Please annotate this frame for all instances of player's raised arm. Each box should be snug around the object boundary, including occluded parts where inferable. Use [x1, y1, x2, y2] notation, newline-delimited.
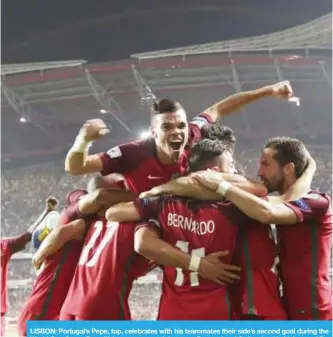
[134, 224, 240, 285]
[203, 81, 299, 122]
[65, 119, 109, 175]
[32, 219, 87, 272]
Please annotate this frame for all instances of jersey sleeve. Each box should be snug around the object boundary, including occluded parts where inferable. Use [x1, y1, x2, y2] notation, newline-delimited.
[135, 219, 161, 233]
[4, 232, 32, 254]
[133, 197, 161, 220]
[58, 201, 87, 226]
[188, 113, 213, 146]
[97, 141, 147, 176]
[283, 192, 331, 223]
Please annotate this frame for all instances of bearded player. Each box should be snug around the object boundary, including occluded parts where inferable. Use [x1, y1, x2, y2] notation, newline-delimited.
[139, 141, 315, 320]
[105, 139, 283, 320]
[1, 197, 57, 336]
[193, 137, 332, 320]
[65, 81, 297, 194]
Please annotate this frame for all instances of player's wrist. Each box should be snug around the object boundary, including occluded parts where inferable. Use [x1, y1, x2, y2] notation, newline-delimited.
[72, 133, 92, 153]
[188, 256, 201, 272]
[216, 181, 232, 196]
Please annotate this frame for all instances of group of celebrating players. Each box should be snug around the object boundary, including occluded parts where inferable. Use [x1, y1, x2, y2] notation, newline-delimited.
[1, 80, 332, 336]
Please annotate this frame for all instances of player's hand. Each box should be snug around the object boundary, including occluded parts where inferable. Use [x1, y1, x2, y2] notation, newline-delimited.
[80, 118, 110, 142]
[191, 169, 222, 192]
[46, 196, 58, 210]
[199, 251, 240, 285]
[139, 187, 162, 198]
[270, 81, 300, 106]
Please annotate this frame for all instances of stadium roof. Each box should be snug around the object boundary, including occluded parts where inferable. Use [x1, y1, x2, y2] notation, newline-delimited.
[131, 13, 332, 60]
[1, 60, 87, 77]
[1, 13, 332, 160]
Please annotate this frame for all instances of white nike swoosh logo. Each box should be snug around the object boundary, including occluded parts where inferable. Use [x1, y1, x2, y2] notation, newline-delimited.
[148, 175, 163, 180]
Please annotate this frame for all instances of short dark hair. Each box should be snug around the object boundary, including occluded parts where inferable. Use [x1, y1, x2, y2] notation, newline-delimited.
[201, 123, 236, 151]
[188, 139, 230, 173]
[264, 137, 308, 178]
[151, 99, 183, 115]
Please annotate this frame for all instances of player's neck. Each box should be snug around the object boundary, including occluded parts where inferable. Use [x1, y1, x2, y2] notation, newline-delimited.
[278, 176, 297, 195]
[156, 148, 178, 165]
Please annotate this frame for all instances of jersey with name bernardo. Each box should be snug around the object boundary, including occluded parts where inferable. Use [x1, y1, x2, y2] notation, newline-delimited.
[135, 196, 245, 320]
[97, 113, 213, 193]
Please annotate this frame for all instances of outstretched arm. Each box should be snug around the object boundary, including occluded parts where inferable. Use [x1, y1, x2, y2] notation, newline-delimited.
[203, 81, 299, 121]
[192, 170, 297, 225]
[140, 174, 267, 200]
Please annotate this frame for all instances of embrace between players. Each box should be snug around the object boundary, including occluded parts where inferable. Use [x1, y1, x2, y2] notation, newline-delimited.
[13, 81, 332, 334]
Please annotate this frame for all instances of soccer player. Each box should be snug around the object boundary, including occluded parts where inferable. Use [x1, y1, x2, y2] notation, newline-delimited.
[58, 214, 237, 320]
[65, 81, 297, 193]
[192, 137, 332, 320]
[105, 139, 273, 320]
[17, 177, 133, 335]
[1, 197, 58, 336]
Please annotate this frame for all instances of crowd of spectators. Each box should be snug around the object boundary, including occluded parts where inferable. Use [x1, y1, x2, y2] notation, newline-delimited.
[2, 145, 332, 321]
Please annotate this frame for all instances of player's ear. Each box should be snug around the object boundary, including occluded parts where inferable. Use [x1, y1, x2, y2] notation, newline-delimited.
[149, 126, 156, 138]
[284, 162, 295, 176]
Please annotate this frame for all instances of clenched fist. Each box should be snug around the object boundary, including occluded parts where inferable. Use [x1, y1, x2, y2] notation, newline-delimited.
[270, 81, 300, 106]
[80, 119, 110, 142]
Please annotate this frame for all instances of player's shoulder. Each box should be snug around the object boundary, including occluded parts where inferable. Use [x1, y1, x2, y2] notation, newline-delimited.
[293, 191, 331, 215]
[300, 191, 331, 206]
[106, 139, 154, 160]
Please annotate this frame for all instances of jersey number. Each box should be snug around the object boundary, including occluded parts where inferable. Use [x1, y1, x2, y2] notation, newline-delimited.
[174, 240, 205, 287]
[78, 221, 118, 267]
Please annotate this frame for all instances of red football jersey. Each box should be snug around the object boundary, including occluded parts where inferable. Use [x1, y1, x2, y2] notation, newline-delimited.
[17, 191, 86, 335]
[98, 113, 213, 193]
[279, 191, 332, 320]
[61, 218, 151, 320]
[1, 233, 30, 314]
[135, 196, 243, 320]
[232, 223, 286, 319]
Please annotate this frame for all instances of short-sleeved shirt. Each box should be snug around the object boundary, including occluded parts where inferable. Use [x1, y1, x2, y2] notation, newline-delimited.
[97, 113, 213, 193]
[134, 196, 243, 320]
[61, 219, 151, 320]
